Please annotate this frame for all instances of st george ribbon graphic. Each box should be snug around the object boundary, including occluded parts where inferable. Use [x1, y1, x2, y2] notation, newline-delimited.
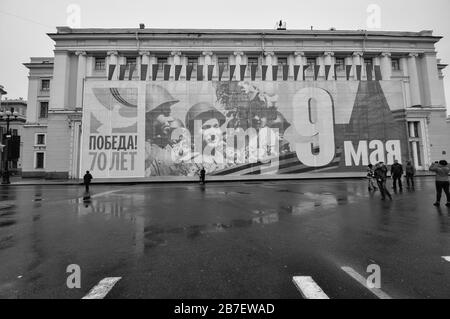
[80, 79, 407, 179]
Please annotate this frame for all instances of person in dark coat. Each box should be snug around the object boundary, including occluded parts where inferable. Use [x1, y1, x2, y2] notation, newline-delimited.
[374, 162, 392, 200]
[83, 171, 93, 193]
[199, 167, 206, 185]
[405, 161, 416, 189]
[390, 160, 404, 191]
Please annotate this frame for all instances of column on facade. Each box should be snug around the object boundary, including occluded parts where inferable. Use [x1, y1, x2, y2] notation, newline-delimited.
[106, 51, 119, 80]
[408, 53, 421, 107]
[294, 51, 305, 81]
[50, 51, 70, 110]
[86, 56, 94, 77]
[420, 53, 441, 107]
[352, 52, 363, 80]
[409, 122, 421, 169]
[264, 51, 275, 81]
[324, 51, 335, 80]
[233, 51, 245, 81]
[203, 51, 213, 80]
[75, 51, 87, 109]
[286, 54, 294, 79]
[380, 52, 392, 80]
[171, 51, 182, 80]
[139, 51, 150, 81]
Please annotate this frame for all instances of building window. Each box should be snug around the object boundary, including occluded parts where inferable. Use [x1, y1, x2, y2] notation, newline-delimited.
[12, 129, 18, 136]
[218, 57, 229, 69]
[277, 57, 288, 65]
[187, 57, 198, 72]
[126, 57, 136, 70]
[247, 57, 258, 66]
[35, 152, 45, 169]
[94, 58, 106, 71]
[306, 58, 316, 69]
[36, 134, 46, 145]
[41, 79, 50, 91]
[335, 58, 345, 71]
[409, 121, 421, 138]
[364, 58, 373, 67]
[39, 102, 49, 119]
[157, 57, 167, 70]
[187, 57, 198, 66]
[392, 58, 401, 71]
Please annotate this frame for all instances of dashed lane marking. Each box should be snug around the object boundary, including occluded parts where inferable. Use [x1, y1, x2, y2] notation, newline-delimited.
[292, 276, 329, 299]
[82, 277, 122, 299]
[341, 266, 392, 299]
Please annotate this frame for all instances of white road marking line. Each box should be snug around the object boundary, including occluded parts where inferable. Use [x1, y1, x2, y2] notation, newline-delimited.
[82, 277, 122, 299]
[442, 256, 450, 262]
[341, 266, 392, 299]
[292, 276, 329, 299]
[78, 189, 123, 201]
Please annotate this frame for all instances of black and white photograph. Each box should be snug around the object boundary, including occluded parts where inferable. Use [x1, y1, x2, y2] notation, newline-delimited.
[1, 0, 450, 307]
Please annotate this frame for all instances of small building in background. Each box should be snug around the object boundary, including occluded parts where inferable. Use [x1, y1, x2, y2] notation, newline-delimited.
[0, 98, 27, 176]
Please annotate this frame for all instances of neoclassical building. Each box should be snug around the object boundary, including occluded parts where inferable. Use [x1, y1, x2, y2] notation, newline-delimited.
[23, 27, 450, 180]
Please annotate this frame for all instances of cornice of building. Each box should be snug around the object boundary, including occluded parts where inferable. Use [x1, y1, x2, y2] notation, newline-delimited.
[1, 99, 27, 106]
[47, 28, 442, 47]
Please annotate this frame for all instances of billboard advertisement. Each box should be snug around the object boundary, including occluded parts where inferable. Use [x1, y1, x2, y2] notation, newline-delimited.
[81, 80, 408, 179]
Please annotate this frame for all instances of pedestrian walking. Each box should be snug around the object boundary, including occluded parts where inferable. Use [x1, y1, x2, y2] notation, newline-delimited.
[367, 164, 377, 191]
[390, 160, 404, 191]
[83, 170, 93, 193]
[429, 160, 450, 207]
[374, 162, 392, 200]
[199, 167, 206, 185]
[405, 161, 416, 189]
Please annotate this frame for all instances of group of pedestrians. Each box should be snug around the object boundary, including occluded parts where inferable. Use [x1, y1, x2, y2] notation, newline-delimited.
[366, 160, 450, 206]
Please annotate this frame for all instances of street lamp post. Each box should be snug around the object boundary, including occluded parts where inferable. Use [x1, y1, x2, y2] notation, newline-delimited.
[0, 110, 19, 184]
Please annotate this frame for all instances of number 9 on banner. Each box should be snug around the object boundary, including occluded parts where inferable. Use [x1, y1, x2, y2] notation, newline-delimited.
[292, 87, 335, 167]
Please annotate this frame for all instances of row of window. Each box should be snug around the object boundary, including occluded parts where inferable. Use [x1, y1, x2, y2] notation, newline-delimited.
[92, 56, 402, 72]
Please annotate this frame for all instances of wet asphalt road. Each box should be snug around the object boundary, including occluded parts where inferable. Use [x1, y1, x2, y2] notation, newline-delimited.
[0, 177, 449, 299]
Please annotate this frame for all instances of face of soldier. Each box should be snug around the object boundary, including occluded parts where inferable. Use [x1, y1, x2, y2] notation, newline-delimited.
[155, 114, 174, 137]
[252, 115, 268, 130]
[200, 118, 221, 148]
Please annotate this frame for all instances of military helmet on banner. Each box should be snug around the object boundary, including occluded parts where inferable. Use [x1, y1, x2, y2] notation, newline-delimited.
[185, 102, 226, 133]
[145, 84, 179, 115]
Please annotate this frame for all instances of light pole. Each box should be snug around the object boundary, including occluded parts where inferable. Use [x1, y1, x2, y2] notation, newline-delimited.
[0, 110, 19, 184]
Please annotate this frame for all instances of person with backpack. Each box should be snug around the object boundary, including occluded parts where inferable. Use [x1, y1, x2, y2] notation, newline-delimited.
[367, 164, 377, 191]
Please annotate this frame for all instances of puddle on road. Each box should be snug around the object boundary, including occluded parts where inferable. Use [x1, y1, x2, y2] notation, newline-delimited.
[0, 220, 16, 228]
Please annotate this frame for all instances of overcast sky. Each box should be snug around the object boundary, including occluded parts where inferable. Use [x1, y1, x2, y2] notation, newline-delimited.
[1, 0, 449, 114]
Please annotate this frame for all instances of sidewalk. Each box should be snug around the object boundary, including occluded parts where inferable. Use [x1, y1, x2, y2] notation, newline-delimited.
[3, 171, 437, 186]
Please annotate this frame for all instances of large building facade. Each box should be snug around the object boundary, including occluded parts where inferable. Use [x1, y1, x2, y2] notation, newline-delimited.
[23, 27, 450, 180]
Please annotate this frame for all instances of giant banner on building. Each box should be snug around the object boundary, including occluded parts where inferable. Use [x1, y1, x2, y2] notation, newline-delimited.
[81, 80, 408, 179]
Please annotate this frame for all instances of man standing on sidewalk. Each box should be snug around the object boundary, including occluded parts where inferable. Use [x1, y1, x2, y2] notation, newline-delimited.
[391, 160, 404, 192]
[83, 171, 93, 193]
[405, 161, 416, 190]
[429, 160, 450, 207]
[199, 167, 206, 185]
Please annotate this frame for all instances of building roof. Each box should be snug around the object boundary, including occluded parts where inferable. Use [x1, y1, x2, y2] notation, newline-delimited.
[1, 99, 27, 106]
[48, 27, 442, 42]
[23, 57, 54, 70]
